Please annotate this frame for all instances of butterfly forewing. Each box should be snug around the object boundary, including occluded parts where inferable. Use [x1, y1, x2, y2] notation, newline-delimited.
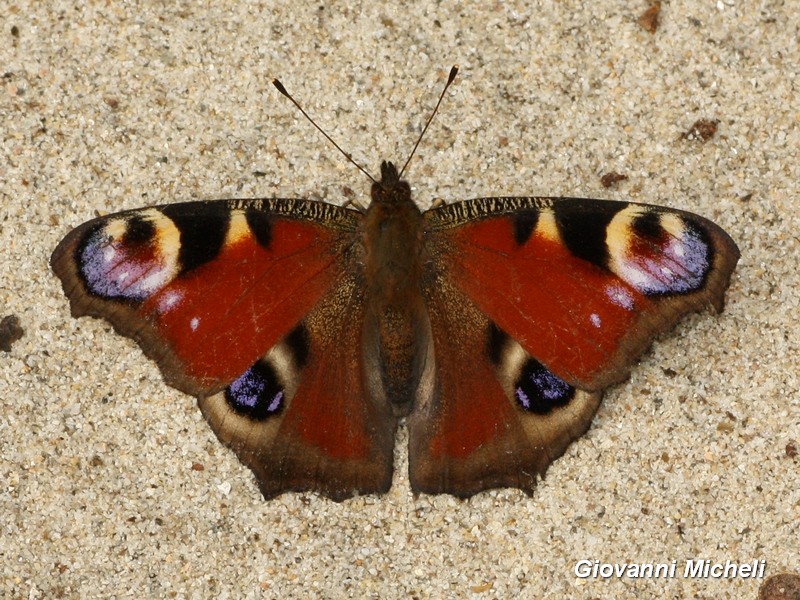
[424, 196, 739, 390]
[51, 199, 359, 394]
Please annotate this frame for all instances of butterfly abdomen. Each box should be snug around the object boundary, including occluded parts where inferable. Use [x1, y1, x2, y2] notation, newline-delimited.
[362, 165, 432, 413]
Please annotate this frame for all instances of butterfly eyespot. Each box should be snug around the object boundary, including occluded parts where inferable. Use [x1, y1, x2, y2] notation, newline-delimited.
[514, 358, 575, 414]
[608, 209, 711, 296]
[124, 214, 157, 243]
[78, 211, 181, 301]
[223, 323, 309, 420]
[225, 360, 285, 419]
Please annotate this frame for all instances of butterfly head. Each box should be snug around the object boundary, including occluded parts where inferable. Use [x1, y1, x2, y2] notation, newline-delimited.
[371, 161, 412, 207]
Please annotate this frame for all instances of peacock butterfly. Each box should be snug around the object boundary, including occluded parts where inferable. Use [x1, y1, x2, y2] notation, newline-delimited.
[50, 67, 740, 500]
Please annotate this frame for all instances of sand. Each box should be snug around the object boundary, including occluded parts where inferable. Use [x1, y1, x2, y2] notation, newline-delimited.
[1, 1, 798, 598]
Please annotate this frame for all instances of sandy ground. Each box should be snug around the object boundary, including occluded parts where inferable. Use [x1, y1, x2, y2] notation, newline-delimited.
[1, 1, 798, 598]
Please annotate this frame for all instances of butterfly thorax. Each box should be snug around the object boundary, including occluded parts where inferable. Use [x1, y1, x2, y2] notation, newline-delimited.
[362, 161, 430, 414]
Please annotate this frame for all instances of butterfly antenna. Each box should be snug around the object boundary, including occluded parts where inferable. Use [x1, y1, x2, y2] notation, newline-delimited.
[398, 65, 459, 179]
[272, 79, 376, 183]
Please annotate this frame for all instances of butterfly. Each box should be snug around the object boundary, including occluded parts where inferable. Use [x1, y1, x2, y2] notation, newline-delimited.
[51, 67, 740, 501]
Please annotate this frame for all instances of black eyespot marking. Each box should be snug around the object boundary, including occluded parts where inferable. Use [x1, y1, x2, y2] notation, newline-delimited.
[246, 209, 273, 249]
[161, 203, 229, 273]
[284, 324, 309, 369]
[631, 211, 663, 239]
[486, 322, 575, 413]
[512, 212, 539, 246]
[555, 200, 623, 268]
[123, 215, 157, 245]
[515, 359, 575, 414]
[225, 360, 284, 420]
[486, 321, 507, 365]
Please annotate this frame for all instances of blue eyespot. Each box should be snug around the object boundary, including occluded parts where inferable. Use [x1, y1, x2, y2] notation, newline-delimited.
[515, 359, 574, 414]
[225, 361, 284, 420]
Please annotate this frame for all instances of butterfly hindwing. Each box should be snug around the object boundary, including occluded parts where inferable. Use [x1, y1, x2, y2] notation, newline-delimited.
[408, 272, 602, 496]
[198, 274, 397, 500]
[408, 197, 739, 495]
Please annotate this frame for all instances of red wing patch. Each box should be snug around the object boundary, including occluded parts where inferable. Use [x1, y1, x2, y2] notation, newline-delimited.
[138, 218, 341, 388]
